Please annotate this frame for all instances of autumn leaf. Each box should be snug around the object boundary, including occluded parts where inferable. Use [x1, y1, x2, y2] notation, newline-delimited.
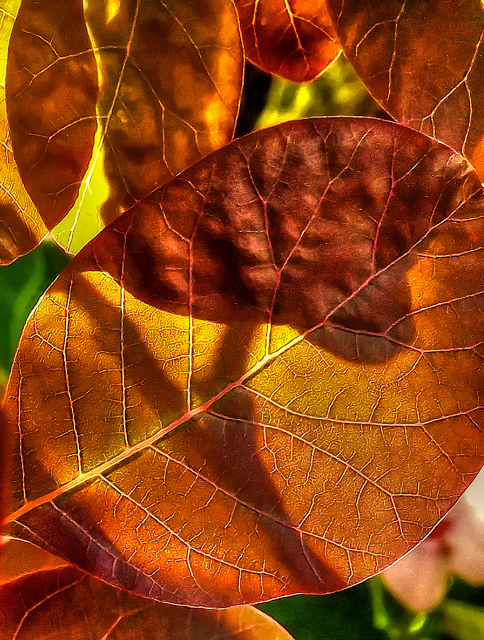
[3, 118, 484, 607]
[0, 403, 7, 538]
[0, 538, 65, 583]
[326, 0, 484, 180]
[0, 565, 294, 640]
[0, 0, 47, 264]
[6, 0, 99, 231]
[6, 0, 243, 254]
[234, 0, 340, 82]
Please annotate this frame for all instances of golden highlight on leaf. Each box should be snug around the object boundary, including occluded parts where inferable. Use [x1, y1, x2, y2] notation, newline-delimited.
[0, 566, 295, 640]
[327, 0, 484, 180]
[3, 118, 484, 607]
[6, 0, 243, 252]
[50, 121, 109, 254]
[234, 0, 341, 82]
[0, 1, 47, 264]
[90, 0, 243, 227]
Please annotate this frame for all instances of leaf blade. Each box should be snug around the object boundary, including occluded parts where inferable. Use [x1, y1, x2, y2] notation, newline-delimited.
[6, 0, 99, 229]
[4, 117, 484, 606]
[326, 0, 484, 180]
[0, 566, 295, 639]
[0, 1, 47, 264]
[234, 0, 340, 82]
[6, 0, 243, 252]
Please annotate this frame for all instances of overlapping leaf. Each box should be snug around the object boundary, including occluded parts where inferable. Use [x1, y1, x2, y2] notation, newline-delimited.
[0, 566, 294, 640]
[6, 0, 99, 231]
[234, 0, 340, 82]
[0, 1, 47, 264]
[0, 404, 6, 537]
[6, 0, 243, 253]
[326, 0, 484, 180]
[0, 539, 65, 582]
[3, 118, 484, 607]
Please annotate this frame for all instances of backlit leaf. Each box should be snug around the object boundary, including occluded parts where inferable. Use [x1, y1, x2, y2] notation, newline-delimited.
[0, 1, 47, 264]
[6, 0, 243, 254]
[234, 0, 340, 82]
[6, 0, 99, 230]
[0, 538, 65, 583]
[326, 0, 484, 180]
[0, 566, 294, 640]
[84, 0, 243, 228]
[3, 118, 484, 607]
[0, 403, 7, 536]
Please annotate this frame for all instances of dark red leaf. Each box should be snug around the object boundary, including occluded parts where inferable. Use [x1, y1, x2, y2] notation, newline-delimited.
[235, 0, 340, 82]
[326, 0, 484, 179]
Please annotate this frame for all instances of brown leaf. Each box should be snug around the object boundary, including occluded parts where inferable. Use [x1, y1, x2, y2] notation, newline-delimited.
[86, 0, 243, 227]
[6, 0, 99, 230]
[0, 402, 7, 538]
[3, 118, 484, 607]
[0, 538, 65, 585]
[0, 2, 47, 264]
[0, 565, 294, 639]
[234, 0, 340, 82]
[6, 0, 243, 252]
[326, 0, 484, 180]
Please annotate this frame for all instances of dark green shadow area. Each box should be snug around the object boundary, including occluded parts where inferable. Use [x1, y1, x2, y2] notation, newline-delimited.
[257, 581, 386, 640]
[0, 241, 70, 384]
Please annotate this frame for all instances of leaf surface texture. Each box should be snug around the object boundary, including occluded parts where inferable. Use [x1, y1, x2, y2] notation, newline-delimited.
[3, 117, 484, 606]
[0, 566, 294, 639]
[234, 0, 340, 82]
[326, 0, 484, 179]
[6, 0, 243, 252]
[0, 0, 47, 264]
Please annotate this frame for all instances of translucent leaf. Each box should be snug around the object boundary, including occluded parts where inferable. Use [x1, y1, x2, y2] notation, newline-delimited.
[3, 118, 484, 607]
[0, 538, 65, 584]
[0, 566, 295, 639]
[234, 0, 340, 82]
[0, 1, 47, 264]
[326, 0, 484, 180]
[6, 0, 243, 253]
[6, 0, 99, 230]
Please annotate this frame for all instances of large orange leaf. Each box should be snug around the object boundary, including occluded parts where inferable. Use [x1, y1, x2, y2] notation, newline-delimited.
[0, 566, 294, 639]
[326, 0, 484, 180]
[0, 1, 47, 264]
[234, 0, 340, 82]
[3, 118, 484, 607]
[6, 0, 243, 252]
